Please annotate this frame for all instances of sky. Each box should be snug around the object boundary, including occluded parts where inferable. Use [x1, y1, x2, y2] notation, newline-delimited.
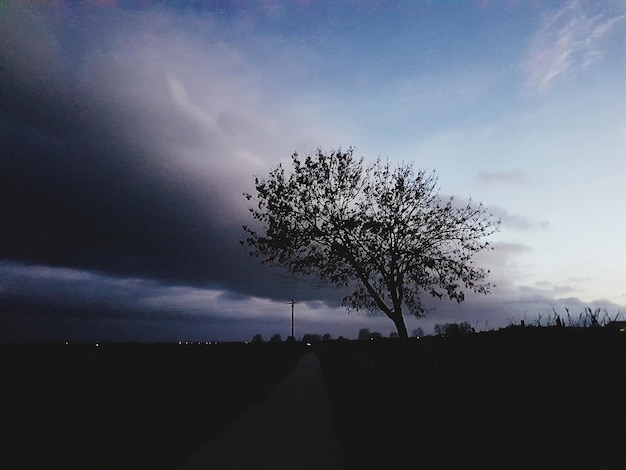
[1, 0, 625, 343]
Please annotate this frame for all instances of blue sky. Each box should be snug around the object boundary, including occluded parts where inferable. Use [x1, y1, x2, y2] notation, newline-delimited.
[1, 0, 625, 342]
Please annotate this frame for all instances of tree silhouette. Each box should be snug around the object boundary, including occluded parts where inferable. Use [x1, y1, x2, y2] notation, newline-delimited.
[434, 322, 475, 337]
[412, 327, 425, 338]
[243, 148, 500, 339]
[358, 328, 371, 341]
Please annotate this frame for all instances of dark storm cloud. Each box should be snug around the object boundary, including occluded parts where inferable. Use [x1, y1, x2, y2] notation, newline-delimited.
[0, 1, 379, 344]
[0, 260, 368, 342]
[0, 2, 324, 304]
[0, 260, 211, 323]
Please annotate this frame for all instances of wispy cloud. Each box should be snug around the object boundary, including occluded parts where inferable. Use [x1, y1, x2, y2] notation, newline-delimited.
[523, 1, 626, 92]
[490, 205, 551, 232]
[477, 170, 531, 187]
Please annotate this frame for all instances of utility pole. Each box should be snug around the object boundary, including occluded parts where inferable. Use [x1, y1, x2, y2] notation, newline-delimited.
[288, 299, 296, 339]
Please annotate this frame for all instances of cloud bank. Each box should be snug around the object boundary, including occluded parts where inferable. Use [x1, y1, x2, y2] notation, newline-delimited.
[0, 3, 341, 300]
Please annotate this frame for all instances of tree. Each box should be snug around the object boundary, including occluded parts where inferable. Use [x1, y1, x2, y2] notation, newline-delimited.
[433, 322, 475, 337]
[412, 327, 425, 338]
[358, 328, 371, 341]
[242, 148, 500, 339]
[459, 321, 475, 335]
[302, 333, 322, 343]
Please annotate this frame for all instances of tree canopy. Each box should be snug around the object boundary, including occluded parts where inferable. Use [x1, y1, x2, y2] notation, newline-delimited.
[242, 148, 500, 339]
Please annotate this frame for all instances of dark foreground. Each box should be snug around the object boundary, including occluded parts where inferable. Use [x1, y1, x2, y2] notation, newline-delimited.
[319, 327, 626, 470]
[0, 342, 306, 469]
[1, 328, 624, 469]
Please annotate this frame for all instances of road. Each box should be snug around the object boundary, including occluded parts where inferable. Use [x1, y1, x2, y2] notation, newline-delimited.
[176, 351, 343, 470]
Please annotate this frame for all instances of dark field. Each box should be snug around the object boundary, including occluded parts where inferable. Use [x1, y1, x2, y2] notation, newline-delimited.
[319, 327, 626, 470]
[1, 329, 624, 470]
[0, 342, 306, 469]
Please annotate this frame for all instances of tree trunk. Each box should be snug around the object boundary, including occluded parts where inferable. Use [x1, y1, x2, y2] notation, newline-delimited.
[391, 313, 409, 340]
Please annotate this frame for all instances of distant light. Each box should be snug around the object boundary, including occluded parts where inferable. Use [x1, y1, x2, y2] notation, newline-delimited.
[95, 343, 99, 347]
[178, 341, 182, 345]
[65, 341, 69, 345]
[306, 342, 312, 347]
[620, 328, 625, 333]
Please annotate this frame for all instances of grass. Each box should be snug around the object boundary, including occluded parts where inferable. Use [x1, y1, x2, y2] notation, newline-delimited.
[520, 307, 623, 328]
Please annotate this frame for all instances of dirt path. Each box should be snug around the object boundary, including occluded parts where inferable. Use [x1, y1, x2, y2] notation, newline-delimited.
[176, 351, 343, 470]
